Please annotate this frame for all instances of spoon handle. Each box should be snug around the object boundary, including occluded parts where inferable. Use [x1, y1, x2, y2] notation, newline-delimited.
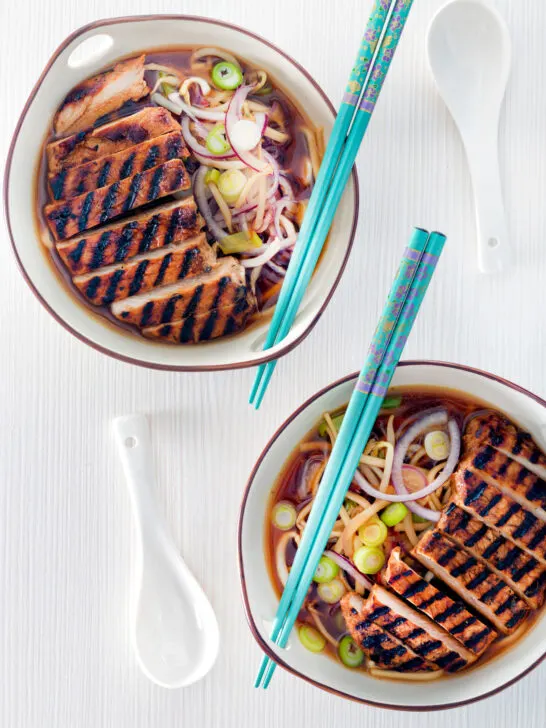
[466, 133, 510, 274]
[112, 413, 163, 542]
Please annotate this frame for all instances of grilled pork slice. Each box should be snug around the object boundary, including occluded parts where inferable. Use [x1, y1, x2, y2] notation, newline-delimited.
[437, 503, 546, 609]
[45, 159, 191, 241]
[54, 56, 149, 135]
[453, 466, 546, 566]
[142, 297, 254, 344]
[464, 413, 543, 459]
[463, 413, 546, 520]
[340, 593, 434, 672]
[385, 548, 496, 655]
[465, 448, 546, 522]
[73, 235, 214, 306]
[49, 131, 189, 201]
[361, 586, 475, 672]
[46, 107, 179, 174]
[56, 198, 202, 275]
[110, 257, 249, 327]
[412, 530, 530, 634]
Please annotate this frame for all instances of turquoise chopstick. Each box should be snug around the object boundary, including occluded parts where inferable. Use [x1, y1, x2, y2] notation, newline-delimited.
[249, 0, 397, 405]
[254, 227, 428, 687]
[251, 0, 415, 409]
[259, 231, 446, 688]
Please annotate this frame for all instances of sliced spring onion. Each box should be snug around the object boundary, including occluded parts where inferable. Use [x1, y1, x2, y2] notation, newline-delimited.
[382, 395, 402, 409]
[206, 124, 231, 155]
[298, 624, 326, 653]
[218, 230, 262, 254]
[357, 516, 388, 547]
[158, 71, 177, 96]
[353, 545, 385, 575]
[424, 430, 450, 461]
[317, 578, 346, 604]
[313, 555, 340, 584]
[380, 502, 409, 527]
[271, 501, 296, 530]
[204, 168, 221, 185]
[217, 169, 247, 204]
[318, 413, 344, 438]
[254, 82, 273, 96]
[338, 635, 364, 668]
[211, 61, 243, 90]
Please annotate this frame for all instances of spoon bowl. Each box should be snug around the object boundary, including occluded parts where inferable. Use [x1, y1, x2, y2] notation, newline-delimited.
[427, 0, 511, 273]
[113, 414, 219, 688]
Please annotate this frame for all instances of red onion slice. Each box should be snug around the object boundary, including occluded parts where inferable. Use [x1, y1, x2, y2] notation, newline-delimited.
[193, 166, 228, 242]
[181, 116, 235, 160]
[324, 551, 374, 591]
[225, 85, 269, 172]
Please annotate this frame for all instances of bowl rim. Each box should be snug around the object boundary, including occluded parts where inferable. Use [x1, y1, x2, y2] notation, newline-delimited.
[3, 13, 359, 372]
[237, 359, 546, 711]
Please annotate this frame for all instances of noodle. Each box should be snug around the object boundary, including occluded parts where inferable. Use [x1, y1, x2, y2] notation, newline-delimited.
[254, 173, 267, 231]
[208, 182, 233, 232]
[386, 415, 395, 447]
[234, 171, 267, 209]
[360, 464, 380, 486]
[402, 512, 418, 546]
[302, 127, 321, 179]
[410, 446, 427, 465]
[341, 500, 388, 556]
[264, 126, 290, 143]
[308, 608, 339, 647]
[310, 459, 327, 496]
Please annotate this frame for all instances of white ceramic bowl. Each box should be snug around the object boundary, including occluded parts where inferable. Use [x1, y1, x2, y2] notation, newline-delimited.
[4, 15, 358, 371]
[238, 361, 546, 710]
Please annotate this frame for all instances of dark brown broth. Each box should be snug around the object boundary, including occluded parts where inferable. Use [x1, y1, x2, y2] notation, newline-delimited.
[265, 386, 545, 677]
[34, 46, 319, 340]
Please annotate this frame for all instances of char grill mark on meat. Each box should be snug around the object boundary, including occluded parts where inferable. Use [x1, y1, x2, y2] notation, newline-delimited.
[45, 159, 190, 240]
[437, 503, 546, 608]
[340, 593, 435, 672]
[412, 530, 530, 634]
[49, 131, 189, 200]
[73, 235, 214, 305]
[384, 548, 497, 655]
[56, 198, 202, 275]
[453, 467, 546, 566]
[46, 107, 179, 173]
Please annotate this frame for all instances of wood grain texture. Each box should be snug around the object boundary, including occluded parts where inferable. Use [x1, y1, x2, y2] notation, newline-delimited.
[0, 0, 545, 726]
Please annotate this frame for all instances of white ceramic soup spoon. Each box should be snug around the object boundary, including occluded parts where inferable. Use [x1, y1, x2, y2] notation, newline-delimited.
[427, 0, 511, 273]
[113, 414, 219, 688]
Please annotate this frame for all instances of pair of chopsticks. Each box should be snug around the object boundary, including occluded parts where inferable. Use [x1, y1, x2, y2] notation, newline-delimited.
[249, 0, 415, 409]
[255, 227, 447, 688]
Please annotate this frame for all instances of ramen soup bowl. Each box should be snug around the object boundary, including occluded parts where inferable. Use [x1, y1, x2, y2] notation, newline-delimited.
[238, 361, 546, 710]
[4, 15, 358, 371]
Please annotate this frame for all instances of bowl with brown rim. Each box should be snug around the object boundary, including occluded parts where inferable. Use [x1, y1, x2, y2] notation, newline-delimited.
[238, 361, 546, 710]
[4, 15, 358, 371]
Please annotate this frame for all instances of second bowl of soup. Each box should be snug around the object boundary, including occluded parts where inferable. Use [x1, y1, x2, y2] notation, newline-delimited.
[238, 361, 546, 709]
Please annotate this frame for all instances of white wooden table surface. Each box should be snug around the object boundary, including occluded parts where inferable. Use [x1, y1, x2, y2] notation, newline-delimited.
[1, 0, 545, 726]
